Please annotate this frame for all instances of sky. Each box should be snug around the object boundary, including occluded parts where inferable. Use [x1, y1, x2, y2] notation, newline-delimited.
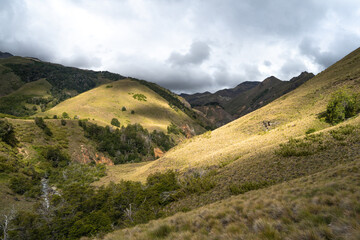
[1, 0, 360, 93]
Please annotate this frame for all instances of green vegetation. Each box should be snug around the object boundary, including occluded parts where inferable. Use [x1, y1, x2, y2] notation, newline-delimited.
[132, 93, 147, 101]
[229, 180, 272, 195]
[177, 169, 216, 195]
[275, 133, 327, 157]
[79, 121, 174, 164]
[0, 120, 18, 146]
[62, 111, 70, 119]
[134, 78, 212, 130]
[330, 124, 355, 141]
[34, 117, 53, 136]
[61, 119, 67, 126]
[122, 106, 127, 111]
[305, 128, 316, 134]
[111, 118, 120, 127]
[39, 146, 70, 168]
[325, 90, 360, 124]
[9, 169, 214, 239]
[167, 122, 184, 135]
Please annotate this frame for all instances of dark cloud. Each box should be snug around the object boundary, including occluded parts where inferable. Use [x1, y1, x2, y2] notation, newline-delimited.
[168, 41, 210, 66]
[1, 0, 360, 93]
[299, 32, 360, 68]
[61, 54, 102, 69]
[263, 61, 272, 67]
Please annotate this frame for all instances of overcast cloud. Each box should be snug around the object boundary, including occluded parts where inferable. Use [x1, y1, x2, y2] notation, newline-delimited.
[1, 0, 360, 93]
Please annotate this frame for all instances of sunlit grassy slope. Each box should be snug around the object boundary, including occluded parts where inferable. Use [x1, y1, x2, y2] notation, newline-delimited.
[41, 79, 202, 132]
[101, 47, 360, 240]
[99, 47, 360, 183]
[103, 156, 360, 240]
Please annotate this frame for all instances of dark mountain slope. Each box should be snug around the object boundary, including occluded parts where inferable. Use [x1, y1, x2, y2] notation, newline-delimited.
[181, 72, 314, 126]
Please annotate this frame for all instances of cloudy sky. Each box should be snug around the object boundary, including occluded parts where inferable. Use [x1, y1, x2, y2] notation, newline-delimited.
[1, 0, 360, 93]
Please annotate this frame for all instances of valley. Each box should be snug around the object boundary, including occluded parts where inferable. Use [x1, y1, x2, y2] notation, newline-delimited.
[0, 46, 359, 240]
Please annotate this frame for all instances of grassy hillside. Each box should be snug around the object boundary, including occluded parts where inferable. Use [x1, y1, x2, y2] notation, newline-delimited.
[103, 154, 360, 240]
[181, 72, 314, 126]
[101, 47, 359, 183]
[100, 47, 360, 239]
[39, 79, 205, 133]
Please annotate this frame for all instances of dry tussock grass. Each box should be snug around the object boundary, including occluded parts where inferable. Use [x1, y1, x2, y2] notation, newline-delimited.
[102, 158, 360, 239]
[40, 79, 198, 132]
[100, 48, 360, 183]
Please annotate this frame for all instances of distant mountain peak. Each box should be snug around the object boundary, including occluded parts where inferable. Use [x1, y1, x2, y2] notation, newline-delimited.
[0, 51, 13, 59]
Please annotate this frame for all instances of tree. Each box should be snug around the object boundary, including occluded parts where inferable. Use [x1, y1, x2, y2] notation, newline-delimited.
[325, 90, 359, 124]
[1, 206, 16, 240]
[62, 112, 70, 119]
[111, 118, 120, 127]
[0, 120, 18, 147]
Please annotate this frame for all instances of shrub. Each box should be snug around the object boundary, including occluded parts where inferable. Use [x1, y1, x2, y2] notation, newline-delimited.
[53, 115, 58, 119]
[61, 119, 67, 126]
[40, 146, 70, 168]
[131, 110, 135, 114]
[0, 120, 18, 146]
[122, 106, 127, 111]
[177, 169, 216, 195]
[305, 128, 316, 135]
[111, 118, 120, 127]
[132, 93, 147, 101]
[9, 174, 32, 195]
[62, 112, 70, 119]
[275, 134, 326, 157]
[35, 117, 46, 129]
[330, 124, 355, 141]
[325, 90, 359, 124]
[229, 181, 272, 195]
[167, 123, 184, 135]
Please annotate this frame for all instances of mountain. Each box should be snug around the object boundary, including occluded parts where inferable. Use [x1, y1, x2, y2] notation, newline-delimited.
[0, 51, 13, 59]
[0, 56, 210, 132]
[181, 72, 314, 126]
[99, 47, 360, 239]
[39, 79, 204, 133]
[1, 47, 359, 240]
[180, 81, 259, 107]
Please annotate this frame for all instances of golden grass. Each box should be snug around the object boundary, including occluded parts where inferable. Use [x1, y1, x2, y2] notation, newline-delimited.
[97, 47, 360, 184]
[40, 79, 199, 132]
[102, 158, 360, 240]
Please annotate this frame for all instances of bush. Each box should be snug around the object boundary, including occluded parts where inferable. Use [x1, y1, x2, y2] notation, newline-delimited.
[131, 110, 135, 114]
[229, 181, 272, 195]
[132, 93, 147, 101]
[0, 120, 18, 146]
[177, 169, 216, 195]
[35, 117, 53, 136]
[275, 134, 326, 157]
[167, 123, 184, 135]
[62, 112, 70, 119]
[305, 128, 316, 135]
[40, 146, 70, 168]
[325, 90, 359, 124]
[61, 119, 67, 126]
[34, 117, 46, 129]
[122, 106, 127, 111]
[111, 118, 120, 127]
[330, 124, 355, 141]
